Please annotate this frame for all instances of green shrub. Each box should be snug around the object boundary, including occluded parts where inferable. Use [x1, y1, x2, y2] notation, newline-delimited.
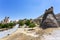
[0, 23, 2, 28]
[8, 22, 15, 28]
[18, 20, 24, 26]
[1, 24, 9, 28]
[25, 20, 31, 26]
[9, 22, 14, 26]
[29, 23, 36, 28]
[0, 22, 16, 28]
[0, 24, 4, 28]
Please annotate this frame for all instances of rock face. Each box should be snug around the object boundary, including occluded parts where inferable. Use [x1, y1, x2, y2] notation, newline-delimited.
[40, 7, 59, 29]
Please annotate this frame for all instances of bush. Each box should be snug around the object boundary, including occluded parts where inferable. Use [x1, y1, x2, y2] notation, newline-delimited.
[9, 22, 15, 26]
[25, 20, 31, 26]
[8, 22, 16, 28]
[0, 22, 16, 28]
[0, 23, 2, 28]
[0, 24, 4, 28]
[29, 23, 36, 28]
[1, 24, 9, 28]
[18, 20, 24, 26]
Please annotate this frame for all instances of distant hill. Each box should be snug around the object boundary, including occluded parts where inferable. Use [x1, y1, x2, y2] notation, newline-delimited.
[55, 13, 60, 20]
[36, 13, 60, 20]
[33, 13, 60, 25]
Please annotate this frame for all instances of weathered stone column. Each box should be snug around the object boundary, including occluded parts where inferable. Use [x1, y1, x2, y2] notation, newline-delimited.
[40, 7, 59, 29]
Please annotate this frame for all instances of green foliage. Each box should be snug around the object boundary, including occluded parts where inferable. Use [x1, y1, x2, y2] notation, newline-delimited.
[0, 19, 36, 28]
[25, 20, 31, 26]
[0, 22, 16, 28]
[0, 24, 9, 28]
[18, 20, 24, 26]
[8, 22, 15, 26]
[8, 22, 16, 28]
[0, 23, 2, 28]
[29, 23, 36, 28]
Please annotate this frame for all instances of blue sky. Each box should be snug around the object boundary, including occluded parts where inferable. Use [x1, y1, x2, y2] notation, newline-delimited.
[0, 0, 60, 20]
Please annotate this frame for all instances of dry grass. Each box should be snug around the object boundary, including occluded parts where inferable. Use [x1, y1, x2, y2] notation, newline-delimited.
[43, 27, 60, 35]
[1, 27, 60, 40]
[3, 33, 41, 40]
[0, 28, 42, 40]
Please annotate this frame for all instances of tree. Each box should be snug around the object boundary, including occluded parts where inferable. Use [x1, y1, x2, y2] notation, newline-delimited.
[0, 22, 16, 28]
[29, 23, 36, 28]
[18, 20, 24, 26]
[25, 20, 31, 26]
[8, 22, 16, 28]
[0, 23, 2, 28]
[1, 24, 9, 28]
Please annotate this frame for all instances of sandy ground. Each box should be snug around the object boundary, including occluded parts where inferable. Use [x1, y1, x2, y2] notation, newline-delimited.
[0, 28, 43, 40]
[42, 28, 60, 40]
[0, 27, 60, 40]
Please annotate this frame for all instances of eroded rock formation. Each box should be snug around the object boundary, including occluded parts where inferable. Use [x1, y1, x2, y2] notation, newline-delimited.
[40, 7, 59, 29]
